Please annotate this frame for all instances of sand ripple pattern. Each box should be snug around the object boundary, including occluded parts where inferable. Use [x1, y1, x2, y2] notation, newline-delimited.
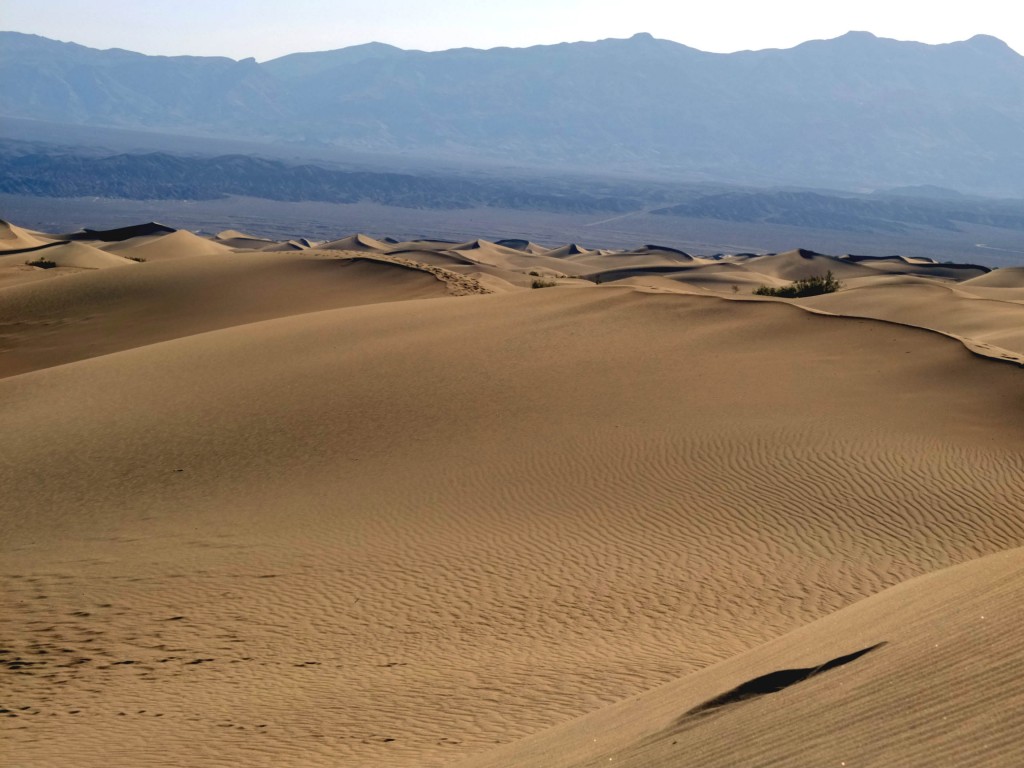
[3, 288, 1023, 767]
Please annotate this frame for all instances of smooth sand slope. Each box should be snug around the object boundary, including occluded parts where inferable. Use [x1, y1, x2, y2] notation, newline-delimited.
[2, 223, 1023, 767]
[0, 220, 55, 252]
[0, 251, 454, 379]
[459, 547, 1024, 767]
[0, 241, 139, 288]
[99, 229, 238, 261]
[800, 277, 1024, 364]
[599, 248, 1024, 361]
[3, 288, 1023, 767]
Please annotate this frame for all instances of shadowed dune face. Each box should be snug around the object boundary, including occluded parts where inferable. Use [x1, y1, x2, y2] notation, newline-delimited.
[2, 222, 1023, 767]
[676, 642, 887, 722]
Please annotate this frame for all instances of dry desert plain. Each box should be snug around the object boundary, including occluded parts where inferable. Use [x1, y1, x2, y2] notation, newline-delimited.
[2, 219, 1024, 767]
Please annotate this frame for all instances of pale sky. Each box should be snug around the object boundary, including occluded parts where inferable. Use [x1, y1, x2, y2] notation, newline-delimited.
[2, 0, 1020, 60]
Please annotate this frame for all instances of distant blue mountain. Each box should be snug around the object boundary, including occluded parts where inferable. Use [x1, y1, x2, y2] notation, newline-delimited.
[2, 31, 1023, 195]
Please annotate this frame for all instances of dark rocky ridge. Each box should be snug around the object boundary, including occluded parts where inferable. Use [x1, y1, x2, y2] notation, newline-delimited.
[4, 143, 1023, 237]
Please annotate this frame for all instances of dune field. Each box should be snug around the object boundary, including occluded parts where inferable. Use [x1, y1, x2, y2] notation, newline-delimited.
[2, 220, 1022, 767]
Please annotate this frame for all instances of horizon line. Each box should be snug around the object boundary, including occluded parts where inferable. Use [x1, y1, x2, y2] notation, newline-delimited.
[1, 28, 1018, 62]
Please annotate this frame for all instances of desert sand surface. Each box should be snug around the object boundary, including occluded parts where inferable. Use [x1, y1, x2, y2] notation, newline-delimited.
[459, 546, 1024, 767]
[2, 220, 1023, 768]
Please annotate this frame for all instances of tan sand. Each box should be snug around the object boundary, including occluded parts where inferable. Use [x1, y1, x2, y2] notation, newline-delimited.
[384, 248, 478, 267]
[840, 254, 989, 280]
[729, 249, 878, 282]
[5, 240, 138, 269]
[0, 241, 140, 289]
[459, 547, 1024, 767]
[2, 222, 1022, 768]
[316, 234, 390, 252]
[443, 240, 589, 275]
[0, 219, 53, 251]
[211, 230, 314, 251]
[607, 250, 1024, 363]
[0, 250, 450, 379]
[101, 229, 237, 261]
[259, 239, 312, 252]
[800, 277, 1024, 361]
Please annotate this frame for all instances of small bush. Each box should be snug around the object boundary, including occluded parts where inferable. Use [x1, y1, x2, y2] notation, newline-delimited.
[26, 258, 57, 269]
[123, 255, 147, 263]
[754, 271, 842, 298]
[532, 278, 557, 289]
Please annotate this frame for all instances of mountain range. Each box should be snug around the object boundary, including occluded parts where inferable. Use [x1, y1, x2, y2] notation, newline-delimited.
[5, 144, 1024, 241]
[3, 31, 1024, 196]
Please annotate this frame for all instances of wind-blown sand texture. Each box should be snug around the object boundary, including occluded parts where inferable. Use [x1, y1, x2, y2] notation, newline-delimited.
[2, 221, 1022, 767]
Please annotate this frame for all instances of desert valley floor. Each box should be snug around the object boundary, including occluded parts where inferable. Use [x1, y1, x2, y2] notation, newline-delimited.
[2, 219, 1023, 767]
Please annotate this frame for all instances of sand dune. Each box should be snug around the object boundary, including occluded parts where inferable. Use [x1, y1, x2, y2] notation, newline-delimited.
[259, 239, 312, 251]
[0, 251, 450, 378]
[962, 265, 1024, 288]
[70, 222, 177, 242]
[734, 248, 878, 282]
[31, 241, 140, 269]
[544, 243, 594, 258]
[441, 240, 589, 275]
[386, 248, 479, 267]
[3, 221, 1023, 768]
[0, 219, 54, 251]
[211, 231, 315, 251]
[317, 233, 390, 252]
[449, 238, 527, 255]
[0, 240, 139, 282]
[563, 246, 699, 276]
[101, 229, 237, 261]
[211, 229, 279, 249]
[459, 547, 1024, 767]
[841, 253, 990, 280]
[495, 239, 553, 255]
[592, 249, 1024, 362]
[800, 277, 1024, 360]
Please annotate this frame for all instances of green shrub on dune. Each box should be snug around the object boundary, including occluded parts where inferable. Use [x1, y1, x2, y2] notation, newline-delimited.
[755, 271, 842, 298]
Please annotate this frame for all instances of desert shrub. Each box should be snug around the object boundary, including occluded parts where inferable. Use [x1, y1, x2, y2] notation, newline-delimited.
[123, 255, 147, 262]
[532, 278, 557, 289]
[528, 270, 540, 276]
[754, 271, 841, 298]
[26, 258, 57, 269]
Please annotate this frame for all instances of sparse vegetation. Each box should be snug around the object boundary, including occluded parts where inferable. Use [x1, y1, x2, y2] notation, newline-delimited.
[532, 278, 557, 289]
[123, 255, 147, 262]
[754, 271, 841, 298]
[25, 258, 57, 269]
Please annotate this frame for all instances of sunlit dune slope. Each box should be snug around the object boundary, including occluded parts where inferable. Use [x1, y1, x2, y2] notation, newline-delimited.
[100, 229, 237, 261]
[0, 219, 54, 251]
[799, 277, 1024, 362]
[458, 547, 1024, 767]
[3, 285, 1022, 768]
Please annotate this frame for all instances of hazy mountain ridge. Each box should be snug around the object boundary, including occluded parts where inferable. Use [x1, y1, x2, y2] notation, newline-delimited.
[5, 140, 1024, 238]
[0, 145, 637, 213]
[653, 190, 1024, 233]
[3, 31, 1024, 194]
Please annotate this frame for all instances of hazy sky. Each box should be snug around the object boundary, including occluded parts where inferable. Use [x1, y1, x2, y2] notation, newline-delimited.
[3, 0, 1020, 60]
